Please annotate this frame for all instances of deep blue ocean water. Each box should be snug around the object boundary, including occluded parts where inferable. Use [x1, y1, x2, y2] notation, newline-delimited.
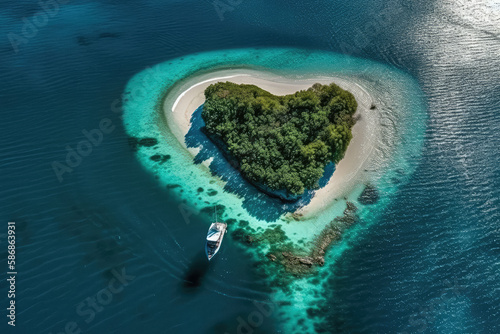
[1, 0, 499, 333]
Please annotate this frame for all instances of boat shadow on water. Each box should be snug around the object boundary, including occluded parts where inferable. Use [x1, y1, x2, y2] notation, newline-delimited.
[181, 251, 211, 291]
[185, 105, 335, 221]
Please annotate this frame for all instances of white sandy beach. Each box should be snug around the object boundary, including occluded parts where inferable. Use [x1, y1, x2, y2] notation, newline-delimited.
[163, 69, 379, 216]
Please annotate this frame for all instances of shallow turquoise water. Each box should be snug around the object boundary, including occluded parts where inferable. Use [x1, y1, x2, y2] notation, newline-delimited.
[122, 48, 427, 332]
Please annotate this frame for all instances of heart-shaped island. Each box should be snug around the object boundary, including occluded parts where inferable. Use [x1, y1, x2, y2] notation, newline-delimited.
[122, 49, 426, 329]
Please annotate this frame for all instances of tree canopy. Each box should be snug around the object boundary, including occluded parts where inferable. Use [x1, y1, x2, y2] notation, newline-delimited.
[202, 82, 357, 196]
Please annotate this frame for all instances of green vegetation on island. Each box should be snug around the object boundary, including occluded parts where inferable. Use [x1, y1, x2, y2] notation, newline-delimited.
[202, 81, 357, 197]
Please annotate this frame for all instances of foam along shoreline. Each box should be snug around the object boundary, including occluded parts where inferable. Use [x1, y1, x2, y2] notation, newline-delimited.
[163, 68, 378, 217]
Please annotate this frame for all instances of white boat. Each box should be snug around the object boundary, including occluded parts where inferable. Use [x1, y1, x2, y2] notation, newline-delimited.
[205, 222, 227, 260]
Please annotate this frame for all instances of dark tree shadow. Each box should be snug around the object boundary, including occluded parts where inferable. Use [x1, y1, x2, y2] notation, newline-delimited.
[184, 105, 335, 221]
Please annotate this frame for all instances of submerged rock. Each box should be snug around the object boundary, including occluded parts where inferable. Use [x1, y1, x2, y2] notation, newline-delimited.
[207, 189, 218, 196]
[334, 201, 359, 227]
[127, 137, 139, 152]
[314, 257, 325, 266]
[267, 253, 277, 262]
[358, 183, 380, 205]
[200, 204, 225, 216]
[281, 252, 322, 275]
[128, 137, 159, 151]
[290, 212, 304, 221]
[310, 224, 342, 259]
[345, 201, 358, 214]
[299, 257, 314, 266]
[138, 138, 158, 147]
[150, 154, 170, 164]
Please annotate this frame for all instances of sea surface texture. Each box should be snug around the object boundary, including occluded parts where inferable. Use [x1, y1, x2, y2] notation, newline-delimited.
[1, 1, 499, 334]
